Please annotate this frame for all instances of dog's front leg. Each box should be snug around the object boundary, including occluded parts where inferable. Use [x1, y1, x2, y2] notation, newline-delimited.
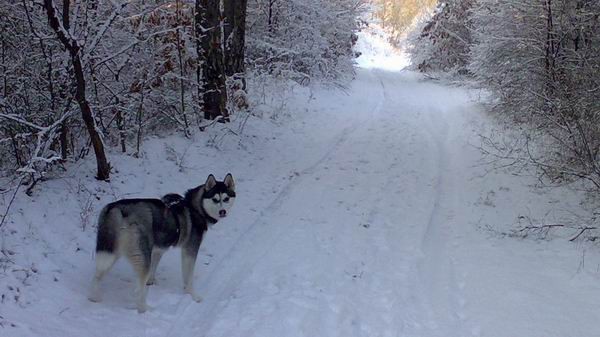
[181, 241, 203, 302]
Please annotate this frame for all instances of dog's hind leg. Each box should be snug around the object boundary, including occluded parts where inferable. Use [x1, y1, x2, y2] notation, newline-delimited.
[134, 264, 151, 313]
[147, 248, 166, 285]
[90, 207, 120, 303]
[88, 252, 118, 303]
[126, 233, 153, 313]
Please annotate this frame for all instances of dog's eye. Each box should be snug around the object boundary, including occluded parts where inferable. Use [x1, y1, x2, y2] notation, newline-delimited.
[223, 197, 230, 203]
[212, 198, 219, 203]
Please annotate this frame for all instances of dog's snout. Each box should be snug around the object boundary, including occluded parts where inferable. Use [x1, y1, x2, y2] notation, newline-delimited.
[219, 209, 227, 217]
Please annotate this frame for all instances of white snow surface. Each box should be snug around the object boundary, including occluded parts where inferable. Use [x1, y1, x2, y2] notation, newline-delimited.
[355, 23, 410, 71]
[1, 23, 600, 337]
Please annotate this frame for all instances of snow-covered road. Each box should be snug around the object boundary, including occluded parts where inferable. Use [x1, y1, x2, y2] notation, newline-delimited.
[171, 67, 473, 337]
[159, 29, 600, 337]
[4, 22, 600, 337]
[158, 26, 600, 337]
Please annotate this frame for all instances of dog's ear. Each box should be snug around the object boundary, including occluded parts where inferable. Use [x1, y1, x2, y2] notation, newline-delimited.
[224, 173, 235, 190]
[205, 174, 217, 191]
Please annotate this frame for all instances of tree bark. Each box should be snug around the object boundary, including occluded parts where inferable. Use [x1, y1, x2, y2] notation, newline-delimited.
[545, 0, 556, 82]
[43, 0, 110, 180]
[268, 0, 276, 34]
[223, 0, 247, 89]
[196, 0, 229, 121]
[60, 0, 69, 160]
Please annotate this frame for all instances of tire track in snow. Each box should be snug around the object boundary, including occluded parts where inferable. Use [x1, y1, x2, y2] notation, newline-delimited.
[417, 104, 469, 336]
[164, 69, 387, 337]
[369, 69, 460, 335]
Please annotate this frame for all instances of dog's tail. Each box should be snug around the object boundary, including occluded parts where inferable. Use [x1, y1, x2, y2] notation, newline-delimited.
[95, 204, 121, 254]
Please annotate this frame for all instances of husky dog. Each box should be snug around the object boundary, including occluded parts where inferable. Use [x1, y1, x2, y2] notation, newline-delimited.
[88, 174, 235, 313]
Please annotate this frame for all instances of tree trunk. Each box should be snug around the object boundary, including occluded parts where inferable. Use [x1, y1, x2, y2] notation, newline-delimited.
[115, 106, 126, 153]
[43, 0, 110, 180]
[60, 121, 69, 160]
[268, 0, 276, 34]
[196, 0, 229, 121]
[223, 0, 247, 89]
[545, 0, 556, 81]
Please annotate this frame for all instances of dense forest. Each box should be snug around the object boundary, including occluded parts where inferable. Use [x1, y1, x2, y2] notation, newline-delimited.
[2, 1, 600, 335]
[3, 0, 600, 231]
[0, 0, 362, 187]
[378, 0, 600, 200]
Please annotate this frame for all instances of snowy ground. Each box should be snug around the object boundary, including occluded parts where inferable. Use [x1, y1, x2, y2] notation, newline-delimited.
[1, 22, 600, 337]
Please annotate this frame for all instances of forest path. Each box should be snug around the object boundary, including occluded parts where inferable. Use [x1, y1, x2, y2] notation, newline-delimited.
[166, 27, 477, 337]
[164, 24, 600, 337]
[7, 20, 600, 337]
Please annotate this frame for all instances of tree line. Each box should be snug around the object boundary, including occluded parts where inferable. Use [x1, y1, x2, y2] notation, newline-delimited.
[0, 0, 362, 189]
[410, 1, 600, 196]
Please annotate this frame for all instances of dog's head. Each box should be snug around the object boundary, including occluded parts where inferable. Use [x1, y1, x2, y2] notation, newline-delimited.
[201, 173, 236, 220]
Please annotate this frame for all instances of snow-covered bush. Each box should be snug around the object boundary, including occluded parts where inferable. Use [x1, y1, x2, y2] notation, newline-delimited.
[95, 2, 200, 146]
[0, 1, 76, 179]
[246, 0, 364, 84]
[471, 0, 600, 190]
[0, 0, 364, 184]
[409, 0, 474, 75]
[0, 1, 199, 182]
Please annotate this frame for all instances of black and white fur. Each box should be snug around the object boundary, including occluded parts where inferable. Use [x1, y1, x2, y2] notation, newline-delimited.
[88, 174, 235, 313]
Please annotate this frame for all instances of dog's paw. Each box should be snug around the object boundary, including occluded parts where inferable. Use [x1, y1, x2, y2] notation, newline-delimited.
[189, 292, 203, 303]
[137, 303, 154, 313]
[146, 278, 156, 286]
[184, 286, 203, 302]
[88, 293, 102, 303]
[88, 296, 102, 303]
